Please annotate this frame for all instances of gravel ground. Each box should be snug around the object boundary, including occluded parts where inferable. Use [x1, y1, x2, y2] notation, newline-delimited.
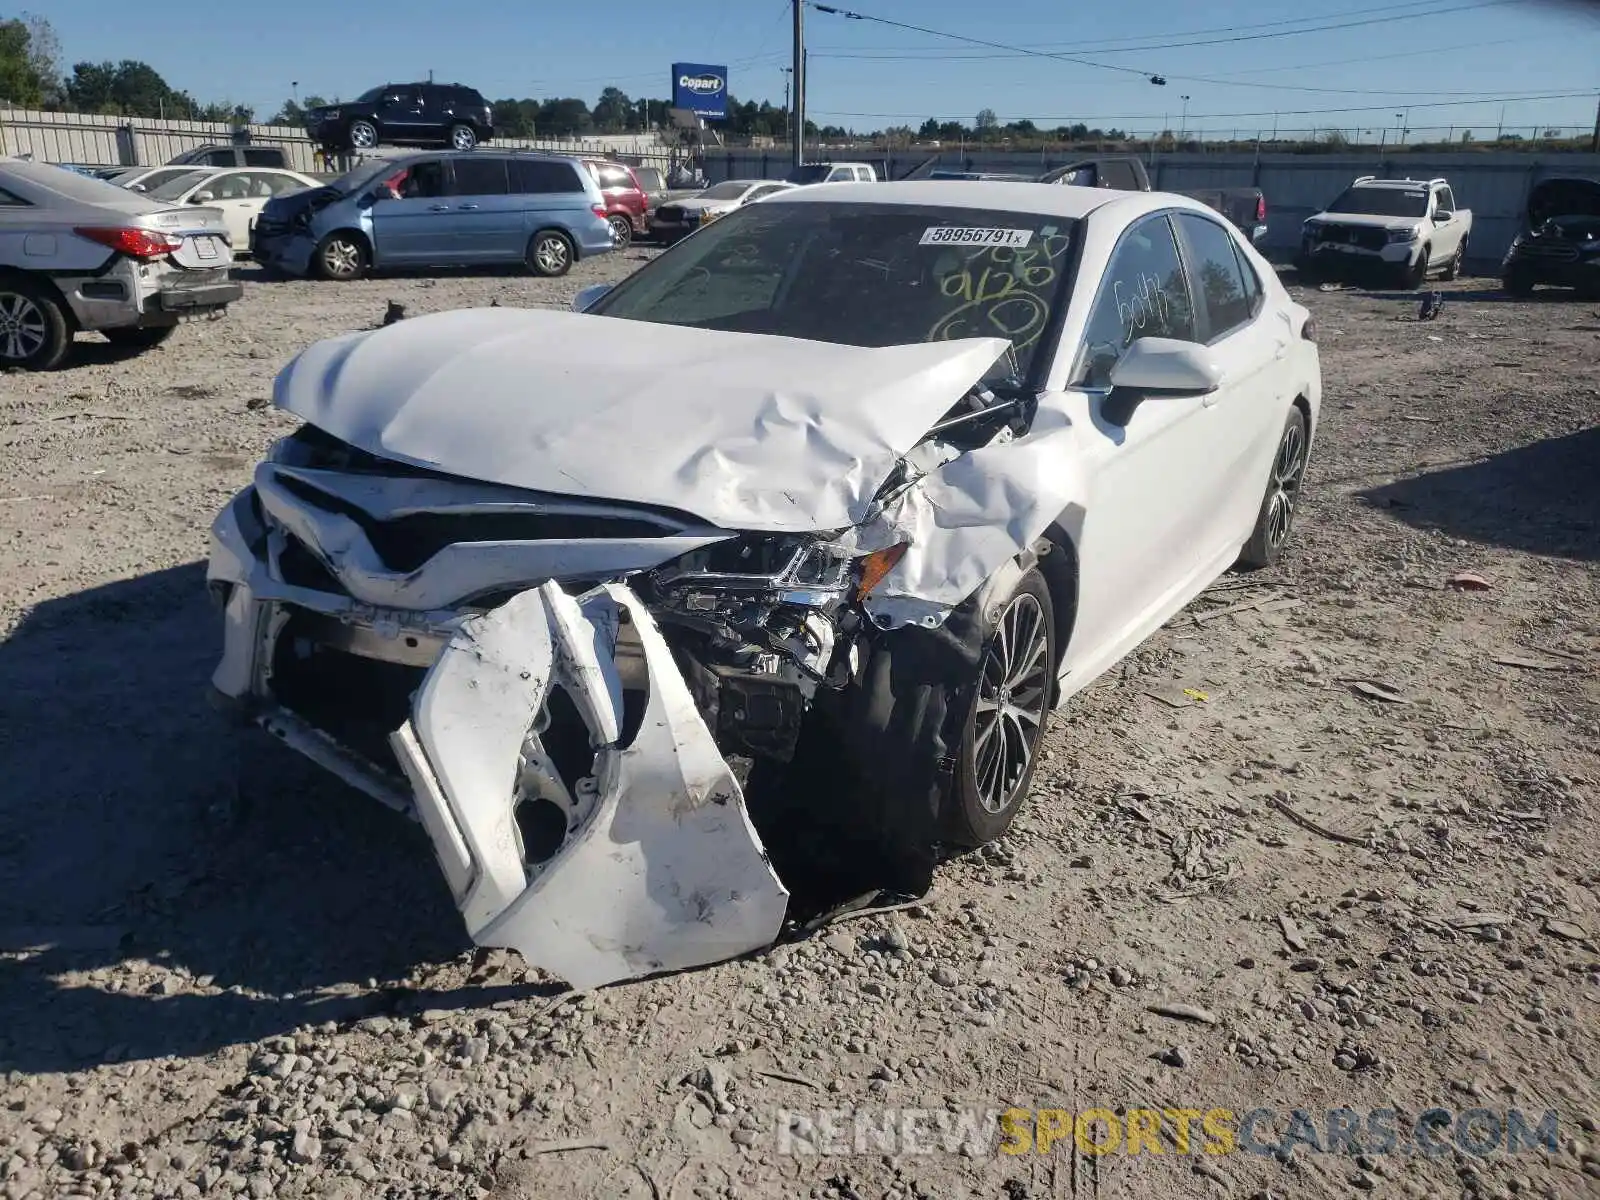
[1, 261, 1597, 1200]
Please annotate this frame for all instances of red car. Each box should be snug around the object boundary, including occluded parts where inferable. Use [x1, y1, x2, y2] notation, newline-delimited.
[581, 160, 648, 248]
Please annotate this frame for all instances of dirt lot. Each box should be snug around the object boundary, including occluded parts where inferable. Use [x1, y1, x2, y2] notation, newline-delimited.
[1, 260, 1596, 1200]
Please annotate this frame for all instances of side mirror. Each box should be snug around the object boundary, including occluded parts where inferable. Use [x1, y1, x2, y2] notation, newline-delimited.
[129, 183, 148, 192]
[573, 283, 612, 313]
[1107, 337, 1224, 395]
[192, 191, 214, 204]
[358, 191, 379, 207]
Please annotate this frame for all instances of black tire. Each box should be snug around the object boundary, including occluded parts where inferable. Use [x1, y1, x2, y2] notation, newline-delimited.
[0, 275, 72, 371]
[526, 230, 574, 277]
[1239, 405, 1310, 570]
[102, 325, 176, 350]
[1401, 247, 1429, 290]
[1294, 257, 1320, 285]
[346, 118, 379, 151]
[1502, 267, 1535, 297]
[313, 232, 370, 281]
[448, 123, 477, 152]
[607, 214, 633, 249]
[1442, 237, 1467, 282]
[943, 567, 1057, 847]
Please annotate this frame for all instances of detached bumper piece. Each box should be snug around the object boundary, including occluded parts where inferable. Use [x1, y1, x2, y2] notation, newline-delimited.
[388, 581, 790, 990]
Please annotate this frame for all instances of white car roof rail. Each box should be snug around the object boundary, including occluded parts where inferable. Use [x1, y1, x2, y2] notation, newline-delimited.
[1353, 174, 1376, 184]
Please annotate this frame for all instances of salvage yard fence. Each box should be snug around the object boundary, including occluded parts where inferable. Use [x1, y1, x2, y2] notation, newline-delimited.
[699, 149, 1600, 264]
[0, 107, 672, 176]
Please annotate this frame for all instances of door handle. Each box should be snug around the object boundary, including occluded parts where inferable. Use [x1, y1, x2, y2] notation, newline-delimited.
[1273, 338, 1290, 360]
[458, 204, 480, 210]
[429, 204, 450, 212]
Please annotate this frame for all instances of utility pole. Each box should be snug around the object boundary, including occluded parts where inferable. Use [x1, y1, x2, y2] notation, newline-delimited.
[791, 0, 806, 168]
[1591, 92, 1599, 153]
[1180, 94, 1190, 143]
[781, 67, 793, 146]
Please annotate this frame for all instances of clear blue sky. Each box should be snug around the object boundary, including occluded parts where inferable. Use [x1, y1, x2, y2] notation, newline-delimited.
[37, 0, 1600, 138]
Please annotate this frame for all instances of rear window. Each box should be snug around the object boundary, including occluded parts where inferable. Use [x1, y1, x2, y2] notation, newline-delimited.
[591, 164, 635, 190]
[512, 159, 583, 195]
[243, 148, 286, 166]
[452, 156, 509, 196]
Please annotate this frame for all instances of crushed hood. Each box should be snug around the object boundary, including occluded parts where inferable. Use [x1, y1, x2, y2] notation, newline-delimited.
[273, 308, 1009, 533]
[1526, 177, 1600, 227]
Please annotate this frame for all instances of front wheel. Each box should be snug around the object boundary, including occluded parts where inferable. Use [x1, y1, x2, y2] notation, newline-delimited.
[526, 230, 574, 277]
[448, 123, 477, 151]
[314, 232, 370, 281]
[943, 568, 1056, 847]
[1401, 247, 1429, 290]
[1502, 268, 1534, 297]
[1442, 237, 1467, 281]
[347, 118, 379, 150]
[1239, 406, 1309, 569]
[102, 325, 176, 350]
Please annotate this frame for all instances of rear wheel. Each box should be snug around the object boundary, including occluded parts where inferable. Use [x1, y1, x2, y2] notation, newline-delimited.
[102, 325, 176, 350]
[607, 214, 633, 249]
[448, 123, 477, 151]
[0, 276, 71, 371]
[347, 119, 379, 150]
[943, 568, 1056, 847]
[527, 230, 574, 277]
[314, 232, 370, 281]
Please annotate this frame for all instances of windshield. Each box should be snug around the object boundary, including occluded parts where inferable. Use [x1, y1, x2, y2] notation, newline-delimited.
[1326, 187, 1428, 218]
[699, 181, 754, 201]
[147, 170, 213, 200]
[588, 201, 1078, 385]
[785, 165, 832, 184]
[356, 86, 386, 104]
[326, 159, 408, 196]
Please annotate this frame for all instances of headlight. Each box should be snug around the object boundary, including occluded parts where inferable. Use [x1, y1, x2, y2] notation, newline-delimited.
[1387, 228, 1419, 243]
[324, 108, 341, 120]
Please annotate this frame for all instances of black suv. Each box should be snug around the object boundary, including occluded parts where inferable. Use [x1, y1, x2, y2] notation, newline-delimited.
[304, 84, 494, 153]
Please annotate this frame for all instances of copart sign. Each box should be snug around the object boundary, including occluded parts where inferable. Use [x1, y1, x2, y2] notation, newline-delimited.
[672, 62, 729, 119]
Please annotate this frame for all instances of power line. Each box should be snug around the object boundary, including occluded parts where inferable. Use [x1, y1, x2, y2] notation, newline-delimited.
[806, 1, 1582, 97]
[809, 0, 1488, 55]
[807, 88, 1600, 124]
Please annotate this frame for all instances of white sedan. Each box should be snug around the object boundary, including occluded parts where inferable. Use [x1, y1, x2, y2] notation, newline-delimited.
[144, 167, 321, 255]
[206, 182, 1320, 988]
[648, 178, 797, 243]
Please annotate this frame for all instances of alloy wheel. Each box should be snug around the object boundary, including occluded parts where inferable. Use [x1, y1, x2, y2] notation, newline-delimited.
[608, 216, 632, 248]
[0, 292, 47, 362]
[451, 126, 476, 151]
[535, 237, 569, 274]
[1265, 419, 1307, 551]
[323, 239, 362, 278]
[972, 592, 1051, 815]
[349, 122, 377, 149]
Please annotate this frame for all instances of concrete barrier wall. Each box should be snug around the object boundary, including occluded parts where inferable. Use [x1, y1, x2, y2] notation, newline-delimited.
[698, 148, 1600, 262]
[0, 107, 669, 175]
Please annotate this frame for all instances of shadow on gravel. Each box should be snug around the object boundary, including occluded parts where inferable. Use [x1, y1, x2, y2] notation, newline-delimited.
[0, 564, 549, 1076]
[1357, 287, 1593, 304]
[1360, 426, 1600, 561]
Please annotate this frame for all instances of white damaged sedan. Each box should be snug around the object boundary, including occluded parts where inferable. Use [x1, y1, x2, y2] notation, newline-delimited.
[207, 181, 1320, 988]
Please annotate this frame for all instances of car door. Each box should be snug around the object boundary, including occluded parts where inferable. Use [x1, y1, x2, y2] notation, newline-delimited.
[1171, 211, 1294, 549]
[445, 156, 519, 261]
[367, 158, 454, 265]
[1430, 185, 1464, 261]
[377, 87, 426, 138]
[189, 170, 257, 249]
[1057, 212, 1231, 674]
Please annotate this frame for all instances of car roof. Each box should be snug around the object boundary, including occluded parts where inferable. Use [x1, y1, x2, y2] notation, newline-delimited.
[1351, 178, 1433, 189]
[763, 179, 1133, 220]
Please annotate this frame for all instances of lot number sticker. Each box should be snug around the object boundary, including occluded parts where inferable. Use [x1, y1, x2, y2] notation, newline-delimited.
[920, 226, 1033, 247]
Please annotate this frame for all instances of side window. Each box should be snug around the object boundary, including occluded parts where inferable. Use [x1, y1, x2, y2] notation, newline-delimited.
[826, 167, 850, 182]
[450, 156, 509, 196]
[1101, 161, 1141, 190]
[1076, 215, 1196, 387]
[205, 172, 253, 200]
[0, 187, 31, 206]
[400, 160, 447, 198]
[511, 159, 581, 195]
[1437, 186, 1456, 214]
[1232, 239, 1262, 318]
[1175, 212, 1252, 340]
[202, 150, 234, 166]
[243, 149, 283, 166]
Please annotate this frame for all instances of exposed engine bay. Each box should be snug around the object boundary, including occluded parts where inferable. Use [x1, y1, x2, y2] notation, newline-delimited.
[206, 367, 1047, 989]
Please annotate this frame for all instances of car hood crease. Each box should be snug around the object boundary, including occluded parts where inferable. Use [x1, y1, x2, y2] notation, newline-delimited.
[273, 307, 1011, 533]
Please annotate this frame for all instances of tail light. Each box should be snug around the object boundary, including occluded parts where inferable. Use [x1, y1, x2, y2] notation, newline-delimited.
[75, 226, 182, 259]
[592, 204, 608, 220]
[1256, 194, 1267, 223]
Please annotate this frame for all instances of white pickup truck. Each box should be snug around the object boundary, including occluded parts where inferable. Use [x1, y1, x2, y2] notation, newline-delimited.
[1298, 176, 1472, 288]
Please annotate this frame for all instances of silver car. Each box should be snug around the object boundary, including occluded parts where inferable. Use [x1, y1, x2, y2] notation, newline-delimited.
[0, 159, 242, 370]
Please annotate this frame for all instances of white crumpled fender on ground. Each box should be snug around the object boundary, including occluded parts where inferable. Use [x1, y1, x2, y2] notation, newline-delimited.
[390, 581, 790, 990]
